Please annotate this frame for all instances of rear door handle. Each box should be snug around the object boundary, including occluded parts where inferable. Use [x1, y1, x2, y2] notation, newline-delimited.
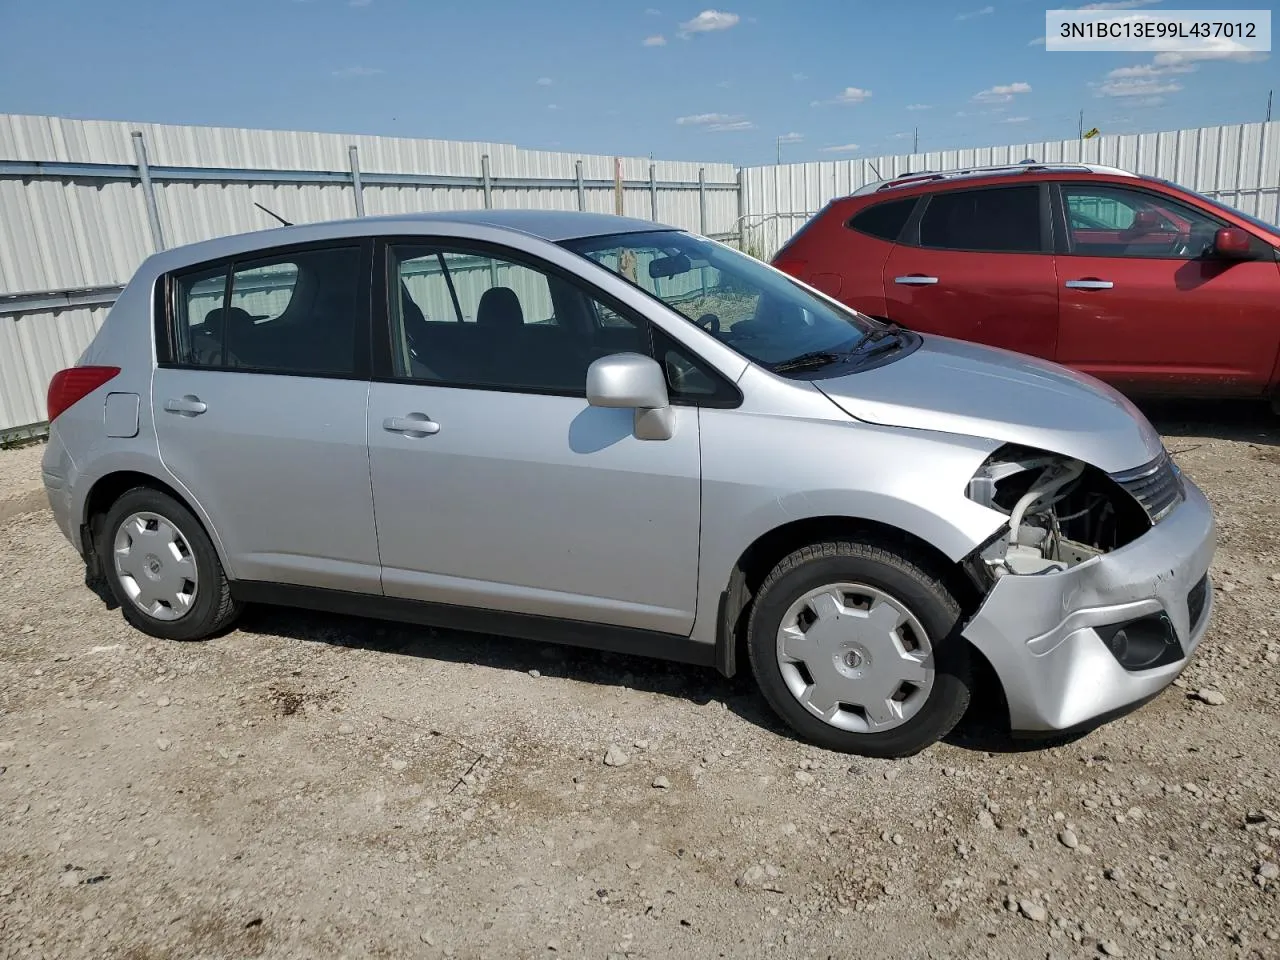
[1064, 279, 1114, 290]
[894, 275, 939, 286]
[383, 414, 440, 437]
[164, 396, 207, 416]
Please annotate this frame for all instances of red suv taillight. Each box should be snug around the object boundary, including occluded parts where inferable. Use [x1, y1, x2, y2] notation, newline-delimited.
[47, 366, 120, 423]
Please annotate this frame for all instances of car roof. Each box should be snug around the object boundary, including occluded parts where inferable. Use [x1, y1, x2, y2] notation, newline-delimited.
[848, 162, 1139, 199]
[140, 209, 679, 277]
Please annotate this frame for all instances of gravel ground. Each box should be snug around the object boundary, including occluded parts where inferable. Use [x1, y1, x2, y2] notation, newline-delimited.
[1, 402, 1278, 960]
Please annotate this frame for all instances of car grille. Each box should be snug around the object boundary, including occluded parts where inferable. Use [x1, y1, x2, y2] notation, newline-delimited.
[1187, 575, 1209, 631]
[1110, 451, 1184, 524]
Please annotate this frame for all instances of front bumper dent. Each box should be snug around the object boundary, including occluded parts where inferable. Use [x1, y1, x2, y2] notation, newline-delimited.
[962, 475, 1216, 732]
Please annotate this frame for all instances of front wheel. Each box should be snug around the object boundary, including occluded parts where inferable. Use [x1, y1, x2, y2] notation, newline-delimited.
[97, 487, 242, 641]
[747, 540, 972, 757]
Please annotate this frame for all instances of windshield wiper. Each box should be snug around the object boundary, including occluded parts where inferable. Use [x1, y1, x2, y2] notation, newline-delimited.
[849, 329, 906, 361]
[772, 350, 848, 373]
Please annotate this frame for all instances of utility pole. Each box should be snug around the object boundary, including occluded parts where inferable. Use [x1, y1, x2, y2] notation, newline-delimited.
[913, 127, 918, 153]
[776, 136, 781, 165]
[1267, 89, 1273, 122]
[1078, 109, 1084, 139]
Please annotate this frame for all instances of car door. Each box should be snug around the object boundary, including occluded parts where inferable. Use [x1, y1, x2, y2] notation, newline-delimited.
[1053, 181, 1280, 396]
[881, 183, 1059, 359]
[366, 238, 702, 635]
[153, 241, 382, 593]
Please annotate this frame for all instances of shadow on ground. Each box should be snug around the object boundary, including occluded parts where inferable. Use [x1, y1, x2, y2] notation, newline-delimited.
[1138, 397, 1277, 447]
[236, 604, 1061, 756]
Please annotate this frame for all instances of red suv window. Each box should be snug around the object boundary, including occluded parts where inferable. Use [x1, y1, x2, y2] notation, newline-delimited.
[847, 197, 917, 242]
[917, 185, 1043, 253]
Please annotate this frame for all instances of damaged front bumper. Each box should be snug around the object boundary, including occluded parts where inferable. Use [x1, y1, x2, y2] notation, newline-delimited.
[962, 474, 1216, 733]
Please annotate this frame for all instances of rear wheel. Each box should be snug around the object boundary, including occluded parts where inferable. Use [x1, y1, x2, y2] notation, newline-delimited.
[97, 487, 241, 641]
[747, 540, 971, 757]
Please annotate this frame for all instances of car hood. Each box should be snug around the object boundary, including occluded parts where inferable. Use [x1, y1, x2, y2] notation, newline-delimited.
[815, 334, 1164, 474]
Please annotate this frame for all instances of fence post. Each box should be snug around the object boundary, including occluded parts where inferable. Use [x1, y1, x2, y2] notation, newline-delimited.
[614, 158, 624, 215]
[649, 163, 658, 220]
[575, 160, 585, 211]
[131, 131, 165, 251]
[736, 168, 746, 249]
[348, 145, 366, 217]
[698, 167, 707, 236]
[481, 154, 493, 209]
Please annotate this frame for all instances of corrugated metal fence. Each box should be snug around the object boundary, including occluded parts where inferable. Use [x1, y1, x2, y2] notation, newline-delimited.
[740, 120, 1280, 260]
[3, 114, 1279, 438]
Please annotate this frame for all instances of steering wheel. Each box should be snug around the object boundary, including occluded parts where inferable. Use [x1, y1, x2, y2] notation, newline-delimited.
[695, 313, 721, 334]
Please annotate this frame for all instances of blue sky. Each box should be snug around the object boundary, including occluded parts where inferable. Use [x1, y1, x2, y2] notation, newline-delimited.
[0, 0, 1275, 166]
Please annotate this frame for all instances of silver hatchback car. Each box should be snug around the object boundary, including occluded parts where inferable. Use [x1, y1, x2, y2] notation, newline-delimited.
[42, 210, 1216, 757]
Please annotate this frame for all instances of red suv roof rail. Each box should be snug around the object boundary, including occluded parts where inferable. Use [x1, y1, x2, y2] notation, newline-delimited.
[849, 162, 1137, 198]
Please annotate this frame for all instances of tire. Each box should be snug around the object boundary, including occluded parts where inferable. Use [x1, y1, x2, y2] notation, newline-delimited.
[97, 486, 241, 641]
[747, 540, 971, 758]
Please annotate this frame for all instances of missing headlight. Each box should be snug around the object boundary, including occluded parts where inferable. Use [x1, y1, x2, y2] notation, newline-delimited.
[965, 445, 1150, 579]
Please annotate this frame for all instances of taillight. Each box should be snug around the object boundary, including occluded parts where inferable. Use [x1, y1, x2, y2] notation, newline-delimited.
[47, 366, 120, 423]
[772, 255, 809, 279]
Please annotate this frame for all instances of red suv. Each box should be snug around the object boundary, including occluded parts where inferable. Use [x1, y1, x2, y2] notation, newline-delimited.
[772, 163, 1280, 406]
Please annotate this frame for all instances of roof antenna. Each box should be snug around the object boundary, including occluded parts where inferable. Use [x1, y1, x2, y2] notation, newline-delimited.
[254, 202, 292, 227]
[866, 159, 883, 180]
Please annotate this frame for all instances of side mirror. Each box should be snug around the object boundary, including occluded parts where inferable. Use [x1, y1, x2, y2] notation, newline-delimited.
[586, 353, 674, 441]
[1212, 226, 1252, 259]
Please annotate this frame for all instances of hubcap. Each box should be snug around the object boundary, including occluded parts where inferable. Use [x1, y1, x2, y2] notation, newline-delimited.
[112, 511, 199, 621]
[776, 582, 935, 733]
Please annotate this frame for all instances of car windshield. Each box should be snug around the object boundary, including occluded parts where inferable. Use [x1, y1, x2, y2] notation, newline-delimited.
[561, 229, 877, 369]
[1146, 178, 1280, 235]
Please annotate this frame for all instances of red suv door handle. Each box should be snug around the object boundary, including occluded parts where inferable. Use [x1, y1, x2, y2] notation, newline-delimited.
[1064, 279, 1114, 290]
[894, 275, 939, 286]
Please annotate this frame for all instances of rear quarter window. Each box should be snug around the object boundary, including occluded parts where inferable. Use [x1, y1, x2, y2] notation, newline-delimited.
[846, 197, 918, 242]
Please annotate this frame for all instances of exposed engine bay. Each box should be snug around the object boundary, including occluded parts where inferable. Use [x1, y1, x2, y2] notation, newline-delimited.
[966, 445, 1151, 579]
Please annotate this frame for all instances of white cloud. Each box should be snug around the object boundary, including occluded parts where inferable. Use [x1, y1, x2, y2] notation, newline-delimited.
[906, 103, 931, 111]
[645, 6, 661, 13]
[1076, 0, 1160, 9]
[1098, 77, 1183, 97]
[972, 81, 1031, 103]
[676, 112, 755, 131]
[643, 34, 667, 46]
[955, 5, 994, 20]
[812, 86, 872, 107]
[999, 115, 1031, 123]
[792, 72, 808, 81]
[1106, 61, 1195, 78]
[547, 103, 560, 111]
[777, 132, 804, 144]
[821, 143, 860, 153]
[678, 9, 740, 37]
[536, 77, 553, 86]
[332, 66, 383, 78]
[1154, 48, 1268, 66]
[1027, 35, 1046, 46]
[890, 132, 913, 140]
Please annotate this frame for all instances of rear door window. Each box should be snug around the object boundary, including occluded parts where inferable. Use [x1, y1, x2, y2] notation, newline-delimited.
[171, 244, 364, 376]
[917, 186, 1043, 253]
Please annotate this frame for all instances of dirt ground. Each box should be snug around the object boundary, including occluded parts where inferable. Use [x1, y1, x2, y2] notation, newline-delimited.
[2, 400, 1279, 960]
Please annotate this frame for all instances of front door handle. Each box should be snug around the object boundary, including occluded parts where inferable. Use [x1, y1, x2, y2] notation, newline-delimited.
[1064, 279, 1114, 290]
[894, 275, 939, 286]
[164, 396, 207, 416]
[383, 414, 440, 437]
